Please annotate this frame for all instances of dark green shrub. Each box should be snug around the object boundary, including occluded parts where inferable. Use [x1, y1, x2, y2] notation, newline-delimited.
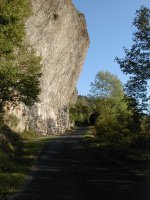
[131, 133, 150, 149]
[0, 125, 23, 156]
[21, 128, 39, 139]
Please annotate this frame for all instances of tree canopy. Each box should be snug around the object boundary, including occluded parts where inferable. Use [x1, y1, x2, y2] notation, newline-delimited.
[90, 71, 124, 99]
[0, 0, 41, 116]
[89, 71, 130, 133]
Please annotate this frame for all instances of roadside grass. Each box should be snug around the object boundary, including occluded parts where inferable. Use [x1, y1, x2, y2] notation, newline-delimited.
[83, 127, 150, 177]
[0, 129, 57, 199]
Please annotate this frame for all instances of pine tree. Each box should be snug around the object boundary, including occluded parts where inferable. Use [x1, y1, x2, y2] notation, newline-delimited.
[116, 6, 150, 111]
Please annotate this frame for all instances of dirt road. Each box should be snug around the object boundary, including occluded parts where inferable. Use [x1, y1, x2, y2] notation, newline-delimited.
[15, 127, 149, 200]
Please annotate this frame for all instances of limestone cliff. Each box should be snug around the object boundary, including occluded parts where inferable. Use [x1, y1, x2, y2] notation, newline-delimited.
[12, 0, 89, 134]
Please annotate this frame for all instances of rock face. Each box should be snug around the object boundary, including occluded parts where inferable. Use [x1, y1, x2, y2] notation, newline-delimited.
[13, 0, 89, 134]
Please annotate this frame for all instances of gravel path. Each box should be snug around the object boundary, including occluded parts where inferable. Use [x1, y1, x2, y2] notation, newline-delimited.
[15, 127, 149, 200]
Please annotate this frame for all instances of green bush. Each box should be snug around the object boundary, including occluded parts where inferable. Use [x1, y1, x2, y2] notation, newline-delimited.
[21, 128, 39, 139]
[0, 125, 23, 156]
[4, 114, 19, 128]
[131, 133, 150, 149]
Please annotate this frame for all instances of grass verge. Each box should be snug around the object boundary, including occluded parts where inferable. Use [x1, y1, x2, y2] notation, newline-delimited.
[83, 127, 150, 177]
[0, 130, 57, 200]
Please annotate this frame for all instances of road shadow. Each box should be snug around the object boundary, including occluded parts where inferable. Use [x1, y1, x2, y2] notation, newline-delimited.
[15, 127, 150, 200]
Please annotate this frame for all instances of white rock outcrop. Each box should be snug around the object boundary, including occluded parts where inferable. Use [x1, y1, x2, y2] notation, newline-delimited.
[13, 0, 89, 134]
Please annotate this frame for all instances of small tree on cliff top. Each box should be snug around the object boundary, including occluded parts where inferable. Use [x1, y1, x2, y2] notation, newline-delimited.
[0, 0, 42, 123]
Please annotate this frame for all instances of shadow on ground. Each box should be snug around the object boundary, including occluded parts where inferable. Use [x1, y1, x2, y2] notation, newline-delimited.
[15, 127, 150, 200]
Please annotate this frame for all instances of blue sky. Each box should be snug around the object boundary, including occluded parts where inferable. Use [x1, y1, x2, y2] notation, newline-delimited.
[72, 0, 150, 95]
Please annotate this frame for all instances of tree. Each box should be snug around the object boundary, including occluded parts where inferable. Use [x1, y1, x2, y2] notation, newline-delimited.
[0, 46, 41, 107]
[69, 96, 91, 125]
[116, 6, 150, 111]
[124, 95, 142, 133]
[0, 0, 41, 124]
[0, 0, 31, 55]
[90, 71, 131, 135]
[90, 71, 124, 99]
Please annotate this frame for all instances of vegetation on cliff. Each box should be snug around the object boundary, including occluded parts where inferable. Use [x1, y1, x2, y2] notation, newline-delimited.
[0, 0, 41, 123]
